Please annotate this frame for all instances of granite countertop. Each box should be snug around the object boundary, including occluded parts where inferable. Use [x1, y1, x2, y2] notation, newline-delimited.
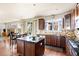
[69, 39, 79, 55]
[17, 36, 44, 43]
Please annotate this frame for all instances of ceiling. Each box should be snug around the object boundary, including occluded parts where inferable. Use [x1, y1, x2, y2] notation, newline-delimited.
[0, 3, 76, 23]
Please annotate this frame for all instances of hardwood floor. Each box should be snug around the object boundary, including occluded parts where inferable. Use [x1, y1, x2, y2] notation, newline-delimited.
[44, 46, 66, 56]
[0, 40, 66, 56]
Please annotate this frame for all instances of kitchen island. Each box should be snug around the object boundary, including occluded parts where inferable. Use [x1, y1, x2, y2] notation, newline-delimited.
[17, 36, 45, 56]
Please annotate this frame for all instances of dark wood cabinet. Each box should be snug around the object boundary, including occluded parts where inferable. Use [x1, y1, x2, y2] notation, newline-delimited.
[45, 35, 66, 49]
[17, 40, 24, 56]
[46, 35, 51, 45]
[60, 36, 66, 48]
[17, 38, 45, 56]
[35, 39, 45, 56]
[51, 35, 56, 46]
[75, 6, 78, 17]
[24, 42, 35, 56]
[56, 36, 60, 47]
[24, 39, 45, 56]
[39, 18, 45, 30]
[45, 35, 59, 47]
[78, 6, 79, 16]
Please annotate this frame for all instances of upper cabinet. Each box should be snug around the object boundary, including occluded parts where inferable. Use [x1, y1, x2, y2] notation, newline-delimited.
[78, 6, 79, 16]
[75, 6, 78, 17]
[38, 18, 45, 30]
[74, 4, 79, 18]
[75, 4, 79, 29]
[71, 9, 75, 30]
[64, 14, 71, 30]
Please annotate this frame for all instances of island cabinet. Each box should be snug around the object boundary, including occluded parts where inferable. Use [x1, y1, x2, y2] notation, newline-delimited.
[45, 35, 66, 49]
[35, 39, 45, 56]
[17, 40, 25, 56]
[24, 42, 35, 56]
[17, 38, 45, 56]
[24, 39, 45, 56]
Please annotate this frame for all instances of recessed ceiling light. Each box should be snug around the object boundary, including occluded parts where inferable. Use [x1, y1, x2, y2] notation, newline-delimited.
[33, 4, 36, 6]
[56, 9, 59, 10]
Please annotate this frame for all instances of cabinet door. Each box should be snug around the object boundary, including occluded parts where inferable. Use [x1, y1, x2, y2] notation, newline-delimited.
[60, 36, 66, 48]
[35, 39, 45, 56]
[17, 40, 24, 56]
[74, 7, 78, 19]
[39, 19, 45, 30]
[46, 35, 50, 45]
[50, 35, 53, 45]
[78, 6, 79, 16]
[25, 42, 35, 56]
[50, 35, 56, 46]
[56, 36, 60, 47]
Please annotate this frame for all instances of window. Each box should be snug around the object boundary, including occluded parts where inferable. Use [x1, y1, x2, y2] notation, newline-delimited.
[25, 21, 32, 34]
[45, 17, 63, 32]
[58, 18, 63, 32]
[53, 18, 62, 32]
[45, 18, 53, 32]
[75, 17, 79, 29]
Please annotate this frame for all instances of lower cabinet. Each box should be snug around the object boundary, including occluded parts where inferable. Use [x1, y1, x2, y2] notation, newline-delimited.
[17, 39, 45, 56]
[45, 35, 66, 48]
[46, 35, 51, 45]
[35, 39, 45, 56]
[24, 42, 35, 56]
[24, 39, 45, 56]
[46, 35, 55, 46]
[60, 36, 66, 48]
[56, 36, 60, 47]
[17, 40, 24, 56]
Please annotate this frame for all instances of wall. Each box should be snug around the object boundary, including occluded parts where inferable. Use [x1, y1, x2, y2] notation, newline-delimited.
[0, 7, 76, 36]
[35, 10, 74, 35]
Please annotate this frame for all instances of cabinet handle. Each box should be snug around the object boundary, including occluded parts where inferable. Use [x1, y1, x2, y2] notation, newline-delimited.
[40, 43, 42, 45]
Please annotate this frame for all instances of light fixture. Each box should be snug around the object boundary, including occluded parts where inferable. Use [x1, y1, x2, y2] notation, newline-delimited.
[33, 4, 36, 6]
[56, 9, 58, 10]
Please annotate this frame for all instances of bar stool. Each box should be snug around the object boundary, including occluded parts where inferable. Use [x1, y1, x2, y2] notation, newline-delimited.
[10, 36, 17, 55]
